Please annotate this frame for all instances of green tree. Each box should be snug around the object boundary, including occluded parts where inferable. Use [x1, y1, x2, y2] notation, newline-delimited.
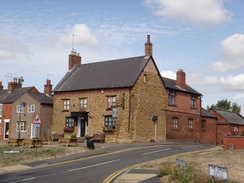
[207, 99, 241, 113]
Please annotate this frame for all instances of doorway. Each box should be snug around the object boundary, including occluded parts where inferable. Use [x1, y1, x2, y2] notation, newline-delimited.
[4, 120, 9, 139]
[80, 119, 86, 137]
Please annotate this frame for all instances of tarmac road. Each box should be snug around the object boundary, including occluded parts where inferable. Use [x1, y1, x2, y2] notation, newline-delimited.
[0, 143, 216, 183]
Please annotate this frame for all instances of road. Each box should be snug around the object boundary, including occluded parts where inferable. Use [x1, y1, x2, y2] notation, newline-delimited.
[0, 144, 215, 183]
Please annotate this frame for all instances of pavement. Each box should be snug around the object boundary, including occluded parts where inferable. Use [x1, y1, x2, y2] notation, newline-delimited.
[0, 140, 210, 183]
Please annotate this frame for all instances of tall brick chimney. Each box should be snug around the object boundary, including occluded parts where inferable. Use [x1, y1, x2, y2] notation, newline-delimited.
[44, 79, 52, 96]
[145, 35, 153, 56]
[176, 69, 186, 90]
[69, 51, 81, 70]
[0, 81, 3, 90]
[8, 77, 22, 92]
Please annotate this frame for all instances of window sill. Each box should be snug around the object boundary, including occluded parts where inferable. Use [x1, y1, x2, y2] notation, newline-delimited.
[168, 104, 176, 107]
[62, 110, 69, 112]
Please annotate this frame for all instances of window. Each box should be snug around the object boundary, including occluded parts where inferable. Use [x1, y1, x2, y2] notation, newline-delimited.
[104, 115, 116, 127]
[27, 104, 35, 113]
[190, 96, 197, 108]
[63, 100, 70, 110]
[143, 74, 147, 82]
[65, 117, 75, 127]
[16, 121, 27, 132]
[172, 117, 178, 128]
[201, 120, 206, 129]
[107, 96, 116, 108]
[168, 91, 175, 105]
[16, 105, 24, 113]
[0, 103, 2, 117]
[188, 119, 193, 129]
[80, 98, 87, 109]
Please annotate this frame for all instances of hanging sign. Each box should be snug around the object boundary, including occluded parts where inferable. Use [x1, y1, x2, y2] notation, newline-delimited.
[112, 108, 118, 119]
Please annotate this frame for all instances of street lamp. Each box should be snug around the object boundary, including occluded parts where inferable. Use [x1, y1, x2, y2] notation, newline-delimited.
[17, 77, 24, 139]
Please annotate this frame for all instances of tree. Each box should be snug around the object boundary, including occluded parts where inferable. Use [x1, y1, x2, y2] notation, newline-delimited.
[207, 99, 241, 114]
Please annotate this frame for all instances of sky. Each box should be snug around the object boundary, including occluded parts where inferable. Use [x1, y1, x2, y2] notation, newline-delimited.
[1, 0, 244, 114]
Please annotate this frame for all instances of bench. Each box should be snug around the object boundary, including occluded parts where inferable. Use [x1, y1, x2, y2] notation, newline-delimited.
[22, 139, 43, 148]
[58, 138, 78, 147]
[92, 134, 105, 143]
[6, 138, 24, 147]
[52, 133, 64, 141]
[39, 137, 51, 145]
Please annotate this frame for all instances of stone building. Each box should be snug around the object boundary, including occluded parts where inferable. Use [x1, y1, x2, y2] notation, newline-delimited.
[0, 79, 53, 140]
[52, 35, 167, 143]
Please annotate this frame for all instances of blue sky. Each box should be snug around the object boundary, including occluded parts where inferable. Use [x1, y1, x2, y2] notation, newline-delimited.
[1, 0, 244, 114]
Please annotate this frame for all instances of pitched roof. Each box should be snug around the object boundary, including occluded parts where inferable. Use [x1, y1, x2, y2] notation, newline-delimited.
[54, 56, 150, 92]
[28, 93, 53, 105]
[0, 87, 34, 103]
[201, 108, 217, 119]
[215, 110, 244, 125]
[162, 77, 202, 95]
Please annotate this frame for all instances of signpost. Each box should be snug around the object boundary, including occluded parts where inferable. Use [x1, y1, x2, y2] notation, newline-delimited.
[209, 164, 228, 183]
[32, 113, 42, 158]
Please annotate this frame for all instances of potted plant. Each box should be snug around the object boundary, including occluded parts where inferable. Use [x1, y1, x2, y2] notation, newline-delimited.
[63, 126, 74, 132]
[70, 134, 77, 139]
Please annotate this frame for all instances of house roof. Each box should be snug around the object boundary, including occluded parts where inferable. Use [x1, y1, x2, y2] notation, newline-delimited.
[201, 108, 217, 119]
[28, 93, 53, 105]
[162, 77, 202, 96]
[215, 110, 244, 125]
[0, 87, 34, 103]
[54, 56, 150, 92]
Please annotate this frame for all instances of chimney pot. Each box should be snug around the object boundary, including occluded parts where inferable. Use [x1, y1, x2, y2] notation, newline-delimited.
[0, 81, 3, 90]
[44, 79, 52, 96]
[69, 51, 82, 70]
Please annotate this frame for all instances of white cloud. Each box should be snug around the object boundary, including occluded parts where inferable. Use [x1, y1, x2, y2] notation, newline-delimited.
[213, 34, 244, 72]
[60, 24, 99, 48]
[0, 50, 15, 58]
[233, 93, 244, 100]
[144, 0, 232, 27]
[160, 70, 176, 79]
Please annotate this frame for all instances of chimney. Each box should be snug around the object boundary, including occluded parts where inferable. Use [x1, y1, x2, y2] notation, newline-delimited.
[145, 35, 153, 56]
[69, 51, 81, 70]
[176, 69, 186, 90]
[0, 81, 3, 90]
[44, 79, 52, 96]
[8, 77, 22, 92]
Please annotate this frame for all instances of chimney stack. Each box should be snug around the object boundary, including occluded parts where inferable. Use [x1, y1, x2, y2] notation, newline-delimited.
[69, 51, 81, 70]
[145, 35, 153, 56]
[44, 79, 52, 96]
[8, 77, 22, 93]
[0, 81, 3, 90]
[176, 69, 186, 90]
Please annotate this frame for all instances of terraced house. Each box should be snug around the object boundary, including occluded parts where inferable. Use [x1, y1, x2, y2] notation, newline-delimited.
[52, 35, 167, 143]
[0, 79, 53, 140]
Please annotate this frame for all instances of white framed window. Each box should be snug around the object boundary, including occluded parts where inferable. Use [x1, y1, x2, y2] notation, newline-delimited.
[16, 121, 27, 132]
[16, 105, 24, 113]
[63, 99, 70, 110]
[107, 96, 116, 108]
[104, 115, 116, 127]
[188, 119, 193, 129]
[80, 98, 87, 109]
[0, 103, 2, 117]
[172, 117, 178, 128]
[27, 104, 35, 113]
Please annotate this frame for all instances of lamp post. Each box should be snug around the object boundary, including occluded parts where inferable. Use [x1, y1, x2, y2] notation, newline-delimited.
[17, 77, 24, 139]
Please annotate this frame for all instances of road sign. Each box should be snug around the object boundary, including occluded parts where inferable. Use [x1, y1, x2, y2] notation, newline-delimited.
[233, 127, 238, 132]
[32, 113, 42, 124]
[209, 164, 228, 180]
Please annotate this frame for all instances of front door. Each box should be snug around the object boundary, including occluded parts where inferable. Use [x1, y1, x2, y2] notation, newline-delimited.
[80, 119, 86, 137]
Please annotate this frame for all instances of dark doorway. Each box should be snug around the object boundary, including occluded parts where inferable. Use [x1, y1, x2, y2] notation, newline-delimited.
[80, 119, 86, 137]
[5, 122, 9, 139]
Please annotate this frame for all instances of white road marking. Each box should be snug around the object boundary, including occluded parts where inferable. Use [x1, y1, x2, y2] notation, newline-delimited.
[181, 146, 203, 149]
[142, 148, 171, 155]
[68, 159, 120, 172]
[9, 177, 36, 183]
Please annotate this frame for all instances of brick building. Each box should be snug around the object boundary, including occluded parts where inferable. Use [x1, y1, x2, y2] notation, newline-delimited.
[209, 109, 244, 144]
[52, 35, 167, 143]
[162, 71, 218, 144]
[0, 79, 53, 140]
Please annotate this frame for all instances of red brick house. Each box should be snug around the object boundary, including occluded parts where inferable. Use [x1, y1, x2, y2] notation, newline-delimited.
[162, 71, 218, 144]
[52, 35, 167, 143]
[0, 79, 53, 140]
[209, 109, 244, 144]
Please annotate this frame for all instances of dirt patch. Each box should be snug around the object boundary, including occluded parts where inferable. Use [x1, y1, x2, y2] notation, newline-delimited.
[136, 147, 244, 183]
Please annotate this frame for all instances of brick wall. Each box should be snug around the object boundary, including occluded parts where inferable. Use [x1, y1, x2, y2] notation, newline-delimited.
[223, 136, 244, 149]
[199, 117, 217, 144]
